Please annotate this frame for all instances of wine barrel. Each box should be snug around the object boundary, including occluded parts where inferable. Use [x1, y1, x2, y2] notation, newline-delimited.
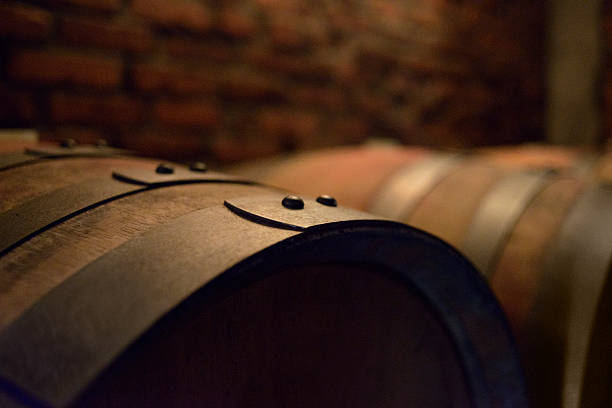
[226, 144, 612, 408]
[0, 143, 526, 407]
[226, 144, 610, 213]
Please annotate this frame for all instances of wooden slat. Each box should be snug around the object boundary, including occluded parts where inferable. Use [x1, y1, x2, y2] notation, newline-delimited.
[0, 157, 157, 213]
[460, 170, 552, 276]
[407, 160, 509, 248]
[0, 183, 271, 331]
[491, 176, 584, 335]
[227, 146, 431, 211]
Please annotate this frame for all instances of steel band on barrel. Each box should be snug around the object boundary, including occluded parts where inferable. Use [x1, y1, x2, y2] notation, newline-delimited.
[460, 170, 553, 276]
[369, 154, 464, 219]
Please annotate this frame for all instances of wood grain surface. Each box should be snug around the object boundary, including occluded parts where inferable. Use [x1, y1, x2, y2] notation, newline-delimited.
[75, 264, 472, 408]
[491, 176, 584, 336]
[407, 159, 510, 248]
[0, 182, 271, 331]
[0, 157, 157, 212]
[227, 146, 431, 211]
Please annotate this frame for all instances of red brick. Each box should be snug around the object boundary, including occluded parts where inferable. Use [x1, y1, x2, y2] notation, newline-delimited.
[43, 0, 121, 12]
[327, 10, 368, 32]
[218, 72, 285, 102]
[133, 0, 211, 33]
[0, 86, 37, 124]
[354, 91, 389, 117]
[216, 10, 256, 39]
[131, 63, 215, 95]
[49, 93, 145, 125]
[0, 3, 52, 41]
[248, 52, 331, 81]
[332, 57, 359, 85]
[269, 16, 326, 50]
[366, 0, 408, 29]
[270, 24, 308, 50]
[444, 3, 482, 32]
[328, 118, 370, 143]
[406, 5, 444, 29]
[119, 129, 208, 160]
[9, 50, 122, 88]
[407, 124, 458, 147]
[356, 47, 399, 78]
[59, 17, 153, 53]
[401, 53, 472, 78]
[254, 0, 303, 13]
[257, 110, 320, 146]
[154, 100, 218, 128]
[211, 136, 282, 163]
[166, 37, 233, 62]
[416, 80, 459, 108]
[376, 107, 420, 137]
[290, 87, 345, 108]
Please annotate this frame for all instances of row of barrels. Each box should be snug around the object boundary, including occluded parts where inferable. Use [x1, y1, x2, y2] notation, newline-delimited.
[0, 142, 525, 407]
[227, 144, 612, 408]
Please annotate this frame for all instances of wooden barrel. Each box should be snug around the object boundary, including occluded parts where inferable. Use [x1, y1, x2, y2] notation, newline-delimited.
[226, 144, 612, 408]
[0, 143, 526, 407]
[226, 145, 433, 211]
[226, 144, 610, 212]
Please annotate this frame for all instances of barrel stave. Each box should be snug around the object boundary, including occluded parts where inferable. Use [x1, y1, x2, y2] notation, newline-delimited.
[407, 159, 509, 248]
[0, 157, 157, 213]
[0, 182, 272, 331]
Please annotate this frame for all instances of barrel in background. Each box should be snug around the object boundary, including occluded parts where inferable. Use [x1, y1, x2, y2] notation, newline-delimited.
[226, 143, 611, 213]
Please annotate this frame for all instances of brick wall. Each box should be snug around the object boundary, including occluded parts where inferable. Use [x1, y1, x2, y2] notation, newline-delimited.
[0, 0, 545, 163]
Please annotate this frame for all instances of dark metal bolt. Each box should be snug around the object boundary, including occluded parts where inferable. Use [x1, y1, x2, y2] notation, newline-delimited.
[60, 138, 77, 148]
[189, 161, 208, 172]
[95, 138, 108, 147]
[282, 195, 304, 210]
[316, 195, 337, 207]
[156, 163, 174, 174]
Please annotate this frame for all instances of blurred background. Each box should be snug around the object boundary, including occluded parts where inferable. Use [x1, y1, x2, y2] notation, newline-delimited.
[0, 0, 608, 164]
